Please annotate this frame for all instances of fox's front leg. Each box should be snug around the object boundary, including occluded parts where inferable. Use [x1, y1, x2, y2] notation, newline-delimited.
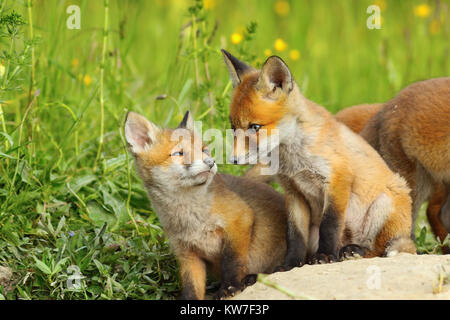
[178, 251, 207, 300]
[214, 232, 251, 299]
[278, 192, 309, 271]
[314, 189, 349, 262]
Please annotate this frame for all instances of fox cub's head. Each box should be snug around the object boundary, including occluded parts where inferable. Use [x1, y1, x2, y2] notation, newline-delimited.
[222, 49, 299, 164]
[125, 111, 217, 191]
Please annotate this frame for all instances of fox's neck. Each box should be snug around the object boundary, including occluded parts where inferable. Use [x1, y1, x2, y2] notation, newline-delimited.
[291, 86, 332, 125]
[277, 87, 332, 178]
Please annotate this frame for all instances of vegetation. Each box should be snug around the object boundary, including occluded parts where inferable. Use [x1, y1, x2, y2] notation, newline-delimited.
[0, 0, 448, 299]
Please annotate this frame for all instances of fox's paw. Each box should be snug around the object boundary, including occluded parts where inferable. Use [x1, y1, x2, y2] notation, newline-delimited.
[308, 253, 337, 265]
[242, 274, 258, 287]
[213, 284, 240, 300]
[339, 244, 366, 261]
[274, 262, 303, 272]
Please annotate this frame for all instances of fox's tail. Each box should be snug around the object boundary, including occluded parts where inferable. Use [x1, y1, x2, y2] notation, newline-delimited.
[384, 236, 416, 257]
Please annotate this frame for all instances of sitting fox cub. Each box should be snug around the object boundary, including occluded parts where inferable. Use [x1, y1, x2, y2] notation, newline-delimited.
[124, 111, 287, 300]
[222, 50, 416, 269]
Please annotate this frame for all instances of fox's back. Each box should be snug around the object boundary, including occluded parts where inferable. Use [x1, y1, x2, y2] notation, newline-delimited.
[362, 77, 450, 179]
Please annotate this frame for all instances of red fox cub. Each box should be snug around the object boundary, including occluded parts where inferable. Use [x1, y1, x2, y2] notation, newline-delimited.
[335, 101, 450, 253]
[124, 111, 287, 300]
[358, 78, 450, 244]
[222, 49, 416, 269]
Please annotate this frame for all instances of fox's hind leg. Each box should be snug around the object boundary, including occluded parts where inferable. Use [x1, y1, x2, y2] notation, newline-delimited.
[439, 184, 450, 231]
[427, 184, 449, 253]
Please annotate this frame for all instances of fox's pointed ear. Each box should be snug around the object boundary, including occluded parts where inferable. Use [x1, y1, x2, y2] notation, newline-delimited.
[256, 56, 293, 97]
[124, 112, 160, 154]
[177, 111, 194, 131]
[221, 49, 255, 87]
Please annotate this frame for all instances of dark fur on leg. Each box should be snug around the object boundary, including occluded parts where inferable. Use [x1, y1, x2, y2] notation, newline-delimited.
[213, 242, 245, 299]
[317, 204, 341, 257]
[179, 274, 200, 300]
[275, 221, 307, 271]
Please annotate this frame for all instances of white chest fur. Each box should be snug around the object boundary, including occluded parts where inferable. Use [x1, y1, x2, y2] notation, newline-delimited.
[149, 187, 224, 259]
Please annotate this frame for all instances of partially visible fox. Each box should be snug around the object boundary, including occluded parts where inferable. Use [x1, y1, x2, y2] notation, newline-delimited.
[222, 50, 416, 269]
[335, 100, 450, 252]
[358, 78, 450, 245]
[124, 111, 287, 300]
[338, 103, 450, 253]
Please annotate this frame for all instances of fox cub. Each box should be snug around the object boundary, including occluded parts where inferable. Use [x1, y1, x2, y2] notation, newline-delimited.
[222, 49, 416, 269]
[359, 78, 450, 242]
[335, 95, 450, 252]
[124, 111, 287, 299]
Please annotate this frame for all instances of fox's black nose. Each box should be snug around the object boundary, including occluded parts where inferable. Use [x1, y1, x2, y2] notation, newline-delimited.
[204, 157, 215, 169]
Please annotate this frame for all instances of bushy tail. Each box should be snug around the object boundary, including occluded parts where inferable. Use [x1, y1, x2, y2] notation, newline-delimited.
[384, 236, 416, 257]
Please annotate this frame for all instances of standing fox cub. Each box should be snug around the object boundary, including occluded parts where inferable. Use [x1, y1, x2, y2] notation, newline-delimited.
[124, 111, 287, 300]
[359, 78, 450, 242]
[222, 50, 416, 269]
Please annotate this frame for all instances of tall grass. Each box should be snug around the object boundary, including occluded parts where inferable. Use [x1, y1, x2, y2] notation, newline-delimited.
[0, 0, 448, 299]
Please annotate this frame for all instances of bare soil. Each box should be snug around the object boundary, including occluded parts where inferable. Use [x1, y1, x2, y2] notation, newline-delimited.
[233, 253, 450, 300]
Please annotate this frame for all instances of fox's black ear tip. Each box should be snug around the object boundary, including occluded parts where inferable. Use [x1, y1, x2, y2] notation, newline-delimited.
[264, 55, 289, 66]
[178, 110, 191, 128]
[221, 48, 232, 58]
[125, 111, 133, 122]
[267, 55, 283, 61]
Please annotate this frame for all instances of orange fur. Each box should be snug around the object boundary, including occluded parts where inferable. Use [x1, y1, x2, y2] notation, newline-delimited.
[125, 111, 287, 299]
[223, 52, 415, 265]
[336, 101, 449, 251]
[335, 103, 383, 133]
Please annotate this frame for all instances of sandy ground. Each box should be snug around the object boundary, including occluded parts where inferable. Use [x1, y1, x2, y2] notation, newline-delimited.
[234, 253, 450, 300]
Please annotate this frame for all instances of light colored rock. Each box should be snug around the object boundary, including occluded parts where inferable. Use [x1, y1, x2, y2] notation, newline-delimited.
[234, 253, 450, 300]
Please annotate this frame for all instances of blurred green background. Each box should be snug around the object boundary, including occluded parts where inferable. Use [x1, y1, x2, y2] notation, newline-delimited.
[0, 0, 448, 299]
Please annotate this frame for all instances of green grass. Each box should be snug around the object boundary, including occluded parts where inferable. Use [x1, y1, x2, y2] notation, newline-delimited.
[0, 0, 448, 299]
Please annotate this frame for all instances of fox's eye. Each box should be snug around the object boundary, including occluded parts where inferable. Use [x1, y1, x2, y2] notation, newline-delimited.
[171, 151, 183, 156]
[249, 124, 261, 132]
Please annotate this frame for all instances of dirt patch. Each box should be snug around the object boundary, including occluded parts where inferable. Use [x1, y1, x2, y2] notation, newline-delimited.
[234, 253, 450, 300]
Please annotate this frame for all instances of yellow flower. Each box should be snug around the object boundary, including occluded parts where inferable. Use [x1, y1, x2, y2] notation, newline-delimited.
[373, 0, 386, 12]
[71, 58, 79, 68]
[264, 49, 272, 56]
[231, 33, 243, 45]
[289, 49, 300, 61]
[203, 0, 216, 10]
[83, 75, 92, 86]
[274, 0, 290, 17]
[429, 19, 441, 34]
[0, 63, 5, 78]
[414, 4, 431, 18]
[274, 38, 287, 51]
